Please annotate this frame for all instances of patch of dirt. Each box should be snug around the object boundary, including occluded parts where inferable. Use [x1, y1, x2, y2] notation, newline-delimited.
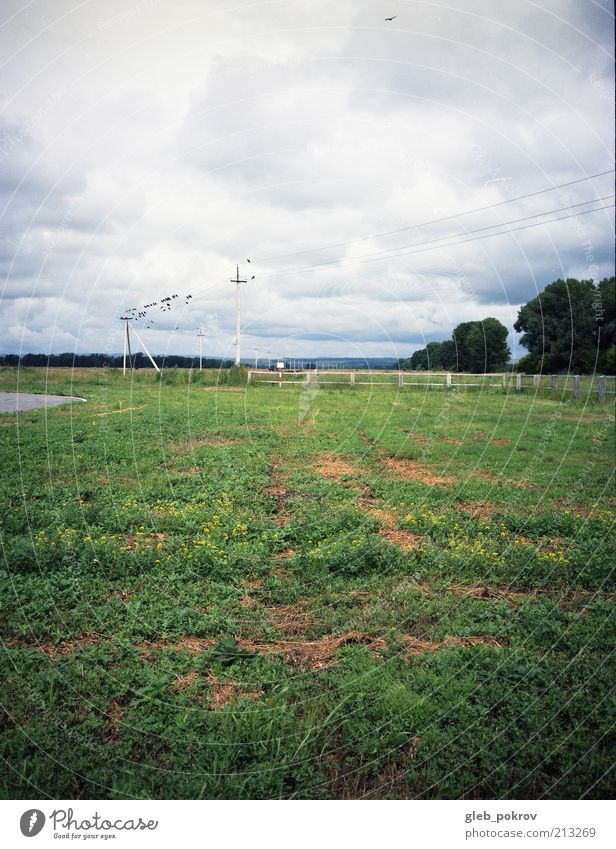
[454, 502, 495, 520]
[316, 454, 359, 479]
[398, 429, 428, 445]
[206, 673, 261, 709]
[492, 439, 511, 446]
[178, 466, 203, 475]
[264, 485, 288, 496]
[170, 670, 197, 692]
[122, 532, 168, 550]
[272, 512, 292, 526]
[379, 529, 422, 550]
[266, 601, 313, 637]
[381, 457, 455, 486]
[359, 498, 398, 529]
[11, 629, 502, 668]
[241, 578, 263, 589]
[240, 595, 259, 608]
[443, 437, 464, 445]
[96, 404, 148, 417]
[6, 633, 106, 657]
[137, 636, 215, 655]
[347, 481, 372, 495]
[366, 633, 501, 656]
[274, 548, 295, 561]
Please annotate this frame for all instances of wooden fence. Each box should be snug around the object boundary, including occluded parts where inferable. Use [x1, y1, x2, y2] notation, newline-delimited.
[247, 370, 615, 402]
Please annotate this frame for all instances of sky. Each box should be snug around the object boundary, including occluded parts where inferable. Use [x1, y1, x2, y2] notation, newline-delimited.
[0, 0, 614, 362]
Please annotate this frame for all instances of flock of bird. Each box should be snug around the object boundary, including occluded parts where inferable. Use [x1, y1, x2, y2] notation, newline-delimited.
[122, 261, 256, 332]
[124, 293, 194, 329]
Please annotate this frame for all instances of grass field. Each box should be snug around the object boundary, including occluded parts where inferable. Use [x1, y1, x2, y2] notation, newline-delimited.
[1, 367, 614, 799]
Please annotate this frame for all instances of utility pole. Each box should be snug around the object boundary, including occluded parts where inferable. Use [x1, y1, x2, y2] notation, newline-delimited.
[197, 328, 206, 370]
[230, 264, 247, 365]
[122, 316, 132, 375]
[121, 315, 160, 374]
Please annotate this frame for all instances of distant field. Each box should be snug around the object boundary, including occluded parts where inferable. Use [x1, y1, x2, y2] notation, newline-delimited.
[0, 367, 614, 799]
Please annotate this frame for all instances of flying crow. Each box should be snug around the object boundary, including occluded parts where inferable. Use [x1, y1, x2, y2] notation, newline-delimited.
[385, 15, 397, 21]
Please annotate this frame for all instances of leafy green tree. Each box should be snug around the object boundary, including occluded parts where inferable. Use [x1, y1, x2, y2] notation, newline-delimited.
[514, 278, 613, 373]
[401, 318, 510, 372]
[596, 277, 615, 373]
[451, 317, 510, 372]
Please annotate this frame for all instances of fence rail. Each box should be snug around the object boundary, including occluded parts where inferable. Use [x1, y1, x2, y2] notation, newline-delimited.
[247, 369, 615, 401]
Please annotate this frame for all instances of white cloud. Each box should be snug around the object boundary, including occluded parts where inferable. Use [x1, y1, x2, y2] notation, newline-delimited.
[0, 0, 613, 359]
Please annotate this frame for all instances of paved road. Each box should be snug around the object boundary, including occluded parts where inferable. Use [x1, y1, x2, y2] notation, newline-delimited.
[0, 392, 86, 413]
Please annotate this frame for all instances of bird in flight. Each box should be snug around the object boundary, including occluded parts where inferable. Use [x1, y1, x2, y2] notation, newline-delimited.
[385, 15, 397, 21]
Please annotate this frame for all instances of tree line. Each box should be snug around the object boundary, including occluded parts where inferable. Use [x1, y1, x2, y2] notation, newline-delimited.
[399, 277, 615, 374]
[0, 352, 235, 369]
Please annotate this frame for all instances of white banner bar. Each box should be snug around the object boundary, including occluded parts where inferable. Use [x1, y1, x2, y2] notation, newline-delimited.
[0, 800, 614, 849]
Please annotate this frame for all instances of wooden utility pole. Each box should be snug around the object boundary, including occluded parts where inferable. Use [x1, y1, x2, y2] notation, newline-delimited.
[230, 265, 247, 365]
[197, 328, 206, 370]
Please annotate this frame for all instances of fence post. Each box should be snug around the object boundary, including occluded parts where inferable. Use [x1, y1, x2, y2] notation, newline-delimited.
[533, 374, 540, 389]
[502, 373, 507, 388]
[551, 375, 558, 391]
[398, 371, 404, 390]
[516, 373, 522, 391]
[445, 373, 452, 388]
[573, 374, 581, 399]
[598, 376, 606, 403]
[247, 370, 252, 385]
[350, 372, 355, 389]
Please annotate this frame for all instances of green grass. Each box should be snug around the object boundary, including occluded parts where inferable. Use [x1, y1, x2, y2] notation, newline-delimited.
[0, 367, 614, 799]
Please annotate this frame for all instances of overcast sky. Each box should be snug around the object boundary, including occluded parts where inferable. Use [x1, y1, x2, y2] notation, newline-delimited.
[0, 0, 614, 361]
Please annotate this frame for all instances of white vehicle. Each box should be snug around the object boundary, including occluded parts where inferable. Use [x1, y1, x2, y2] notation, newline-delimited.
[276, 361, 285, 370]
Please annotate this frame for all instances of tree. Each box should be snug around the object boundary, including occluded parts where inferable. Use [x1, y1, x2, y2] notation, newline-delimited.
[450, 318, 509, 371]
[514, 277, 614, 373]
[597, 277, 615, 373]
[400, 318, 510, 372]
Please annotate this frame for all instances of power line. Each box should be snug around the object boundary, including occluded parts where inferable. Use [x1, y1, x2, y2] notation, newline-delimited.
[254, 198, 614, 277]
[257, 198, 614, 277]
[253, 169, 615, 264]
